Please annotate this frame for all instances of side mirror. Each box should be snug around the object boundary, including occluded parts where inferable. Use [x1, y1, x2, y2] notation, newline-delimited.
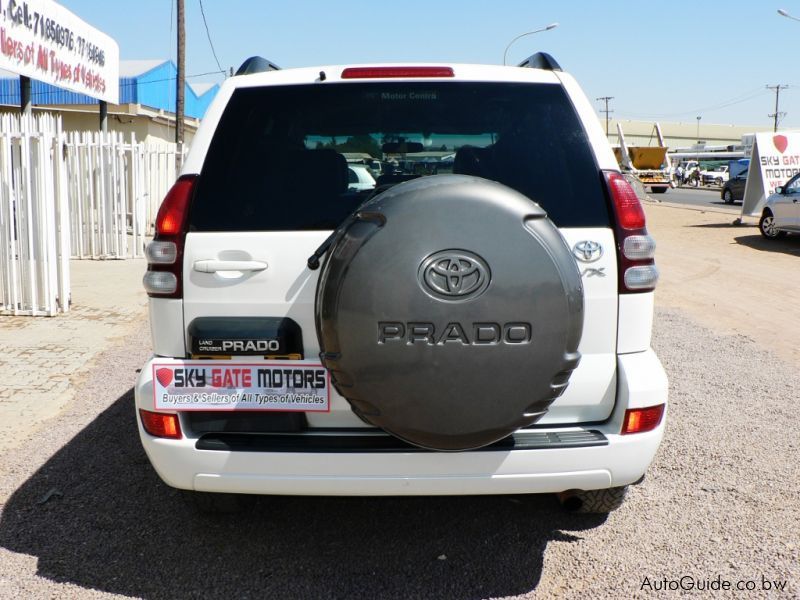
[776, 186, 784, 195]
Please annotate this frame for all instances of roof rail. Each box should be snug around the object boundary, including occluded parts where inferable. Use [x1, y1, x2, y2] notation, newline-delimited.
[235, 56, 281, 76]
[517, 52, 562, 72]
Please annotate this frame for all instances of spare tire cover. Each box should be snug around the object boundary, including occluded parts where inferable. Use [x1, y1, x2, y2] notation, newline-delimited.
[315, 175, 584, 451]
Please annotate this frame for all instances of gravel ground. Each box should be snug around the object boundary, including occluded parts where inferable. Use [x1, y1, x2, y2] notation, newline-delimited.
[0, 308, 798, 599]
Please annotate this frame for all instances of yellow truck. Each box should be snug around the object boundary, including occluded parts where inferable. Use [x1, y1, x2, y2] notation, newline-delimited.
[614, 123, 671, 194]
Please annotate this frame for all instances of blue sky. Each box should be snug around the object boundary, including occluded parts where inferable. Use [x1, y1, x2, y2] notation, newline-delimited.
[62, 0, 800, 129]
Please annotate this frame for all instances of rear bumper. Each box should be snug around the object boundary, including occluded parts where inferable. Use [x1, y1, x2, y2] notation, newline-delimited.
[134, 350, 668, 496]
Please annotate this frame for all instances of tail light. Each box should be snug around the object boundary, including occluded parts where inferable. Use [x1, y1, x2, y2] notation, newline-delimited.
[621, 404, 665, 435]
[139, 409, 182, 439]
[143, 175, 198, 298]
[603, 171, 659, 293]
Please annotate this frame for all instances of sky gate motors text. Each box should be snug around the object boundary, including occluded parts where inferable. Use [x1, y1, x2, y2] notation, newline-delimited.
[172, 367, 326, 390]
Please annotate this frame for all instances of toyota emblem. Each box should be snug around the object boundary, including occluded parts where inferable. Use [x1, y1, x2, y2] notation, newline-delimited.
[572, 240, 603, 263]
[418, 250, 491, 302]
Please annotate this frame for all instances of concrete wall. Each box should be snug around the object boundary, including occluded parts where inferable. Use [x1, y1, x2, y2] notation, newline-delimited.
[601, 118, 766, 149]
[0, 105, 197, 146]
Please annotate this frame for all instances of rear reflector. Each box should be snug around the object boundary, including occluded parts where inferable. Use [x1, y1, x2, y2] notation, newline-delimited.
[621, 404, 665, 435]
[341, 66, 454, 79]
[140, 409, 182, 439]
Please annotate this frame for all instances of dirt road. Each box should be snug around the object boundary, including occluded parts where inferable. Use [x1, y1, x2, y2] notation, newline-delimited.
[646, 202, 800, 366]
[0, 202, 798, 598]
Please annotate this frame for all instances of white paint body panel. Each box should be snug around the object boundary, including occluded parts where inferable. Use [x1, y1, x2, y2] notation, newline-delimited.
[617, 292, 655, 354]
[149, 298, 185, 357]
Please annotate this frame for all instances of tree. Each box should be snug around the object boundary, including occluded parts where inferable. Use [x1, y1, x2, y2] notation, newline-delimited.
[333, 135, 382, 157]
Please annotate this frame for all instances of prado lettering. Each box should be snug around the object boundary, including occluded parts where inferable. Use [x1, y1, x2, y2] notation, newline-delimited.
[378, 321, 533, 345]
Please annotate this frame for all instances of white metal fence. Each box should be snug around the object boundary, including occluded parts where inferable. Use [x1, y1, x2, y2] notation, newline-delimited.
[0, 114, 70, 316]
[65, 132, 179, 260]
[0, 113, 181, 316]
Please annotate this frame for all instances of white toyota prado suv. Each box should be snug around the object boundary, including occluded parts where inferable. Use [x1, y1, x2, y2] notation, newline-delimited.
[136, 54, 668, 514]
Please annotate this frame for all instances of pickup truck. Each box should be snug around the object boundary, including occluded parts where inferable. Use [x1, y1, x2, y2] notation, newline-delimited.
[701, 165, 729, 186]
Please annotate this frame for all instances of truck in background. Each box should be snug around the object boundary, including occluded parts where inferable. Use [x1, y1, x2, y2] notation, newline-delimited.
[613, 122, 672, 194]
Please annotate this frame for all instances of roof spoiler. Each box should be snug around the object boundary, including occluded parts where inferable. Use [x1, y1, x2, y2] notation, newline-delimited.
[235, 56, 281, 76]
[517, 52, 562, 72]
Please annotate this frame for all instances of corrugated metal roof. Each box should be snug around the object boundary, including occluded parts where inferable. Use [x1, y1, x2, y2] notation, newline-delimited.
[0, 60, 218, 118]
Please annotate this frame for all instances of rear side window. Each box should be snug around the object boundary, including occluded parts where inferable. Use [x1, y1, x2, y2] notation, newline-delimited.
[191, 82, 609, 231]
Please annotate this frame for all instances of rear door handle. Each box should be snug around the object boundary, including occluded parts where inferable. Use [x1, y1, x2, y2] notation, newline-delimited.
[193, 260, 268, 273]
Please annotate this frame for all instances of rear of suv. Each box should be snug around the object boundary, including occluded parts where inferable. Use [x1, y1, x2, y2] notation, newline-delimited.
[136, 54, 668, 514]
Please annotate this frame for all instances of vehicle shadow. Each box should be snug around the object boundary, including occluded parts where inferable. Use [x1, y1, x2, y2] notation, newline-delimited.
[0, 390, 605, 600]
[686, 222, 746, 228]
[733, 233, 800, 256]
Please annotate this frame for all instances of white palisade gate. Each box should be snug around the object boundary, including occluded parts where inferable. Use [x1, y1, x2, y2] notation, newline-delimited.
[65, 132, 179, 260]
[1, 113, 182, 316]
[0, 113, 70, 316]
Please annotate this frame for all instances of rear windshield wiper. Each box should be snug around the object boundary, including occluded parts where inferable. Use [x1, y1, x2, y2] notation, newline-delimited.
[306, 184, 394, 270]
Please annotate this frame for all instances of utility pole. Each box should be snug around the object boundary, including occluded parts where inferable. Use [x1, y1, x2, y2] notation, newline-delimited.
[176, 0, 185, 171]
[20, 76, 31, 116]
[596, 96, 614, 136]
[767, 84, 788, 132]
[99, 101, 108, 132]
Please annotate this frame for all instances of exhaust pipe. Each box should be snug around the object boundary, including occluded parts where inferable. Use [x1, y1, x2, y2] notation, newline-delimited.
[556, 490, 583, 512]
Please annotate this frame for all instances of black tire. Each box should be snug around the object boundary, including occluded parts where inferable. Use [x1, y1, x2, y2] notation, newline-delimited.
[560, 486, 629, 514]
[722, 189, 734, 204]
[650, 186, 667, 194]
[180, 490, 256, 515]
[715, 177, 723, 187]
[316, 175, 584, 451]
[759, 211, 785, 239]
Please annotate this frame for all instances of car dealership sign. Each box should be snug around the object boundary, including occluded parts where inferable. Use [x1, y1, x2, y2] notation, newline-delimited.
[0, 0, 118, 103]
[741, 132, 800, 218]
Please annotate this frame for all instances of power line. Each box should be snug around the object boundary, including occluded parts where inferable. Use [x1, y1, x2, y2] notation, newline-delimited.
[596, 96, 613, 135]
[766, 84, 789, 132]
[617, 87, 769, 119]
[198, 0, 224, 74]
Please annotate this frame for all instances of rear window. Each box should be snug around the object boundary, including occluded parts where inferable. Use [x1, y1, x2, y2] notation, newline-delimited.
[191, 82, 609, 231]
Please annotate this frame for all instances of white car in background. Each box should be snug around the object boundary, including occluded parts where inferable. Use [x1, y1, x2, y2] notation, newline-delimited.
[701, 165, 729, 187]
[347, 164, 377, 190]
[759, 172, 800, 239]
